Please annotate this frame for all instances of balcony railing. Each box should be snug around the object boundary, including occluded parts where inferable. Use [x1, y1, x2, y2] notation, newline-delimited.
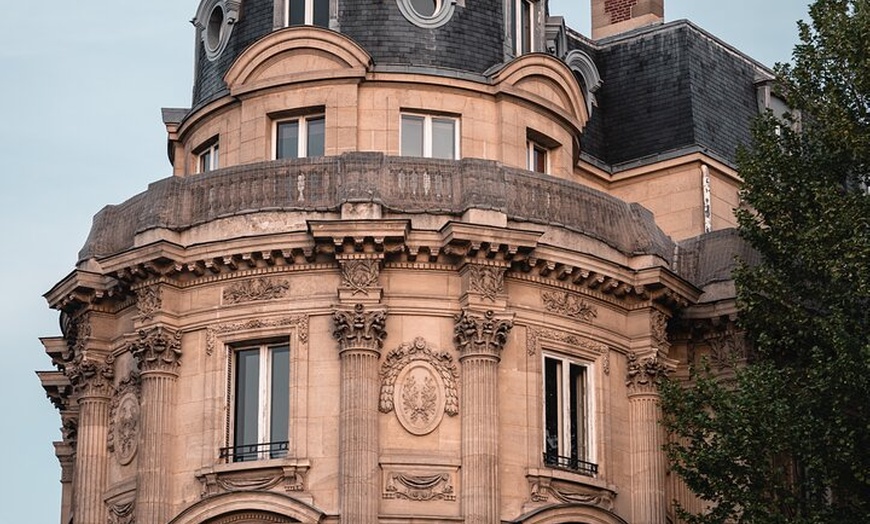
[220, 441, 289, 463]
[543, 451, 598, 477]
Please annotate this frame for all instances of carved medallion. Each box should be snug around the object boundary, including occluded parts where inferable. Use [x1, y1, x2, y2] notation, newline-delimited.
[223, 278, 290, 304]
[108, 374, 141, 466]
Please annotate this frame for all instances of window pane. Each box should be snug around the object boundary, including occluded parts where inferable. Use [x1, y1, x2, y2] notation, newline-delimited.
[313, 0, 330, 27]
[288, 0, 305, 25]
[307, 117, 325, 157]
[401, 115, 425, 157]
[212, 145, 219, 170]
[532, 144, 546, 173]
[234, 349, 260, 461]
[509, 0, 517, 53]
[199, 150, 211, 173]
[270, 345, 290, 457]
[544, 357, 560, 461]
[431, 118, 456, 159]
[521, 0, 532, 54]
[410, 0, 437, 17]
[277, 121, 300, 159]
[569, 364, 586, 462]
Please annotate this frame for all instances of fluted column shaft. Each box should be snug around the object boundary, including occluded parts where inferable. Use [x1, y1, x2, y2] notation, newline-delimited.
[136, 370, 178, 523]
[460, 354, 500, 524]
[73, 394, 111, 524]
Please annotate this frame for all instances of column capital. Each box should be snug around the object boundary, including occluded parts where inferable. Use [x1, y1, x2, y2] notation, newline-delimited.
[625, 352, 670, 396]
[67, 356, 115, 399]
[332, 303, 388, 353]
[129, 325, 183, 374]
[453, 309, 514, 359]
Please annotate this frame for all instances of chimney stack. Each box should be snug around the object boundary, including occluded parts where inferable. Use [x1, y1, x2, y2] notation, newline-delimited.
[591, 0, 664, 40]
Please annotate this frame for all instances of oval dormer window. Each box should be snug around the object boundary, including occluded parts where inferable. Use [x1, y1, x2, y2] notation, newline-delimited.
[205, 5, 225, 54]
[397, 0, 455, 28]
[196, 0, 241, 61]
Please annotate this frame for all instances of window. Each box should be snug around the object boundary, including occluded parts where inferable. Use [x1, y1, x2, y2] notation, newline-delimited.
[528, 140, 548, 173]
[285, 0, 329, 27]
[396, 0, 455, 28]
[274, 115, 325, 159]
[198, 142, 220, 173]
[543, 355, 596, 476]
[226, 343, 290, 462]
[509, 0, 534, 55]
[400, 113, 459, 160]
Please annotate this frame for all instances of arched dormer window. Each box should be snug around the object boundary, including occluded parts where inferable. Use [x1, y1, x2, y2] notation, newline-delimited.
[565, 49, 603, 117]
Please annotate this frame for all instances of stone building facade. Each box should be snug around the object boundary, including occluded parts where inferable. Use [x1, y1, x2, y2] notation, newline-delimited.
[39, 1, 768, 522]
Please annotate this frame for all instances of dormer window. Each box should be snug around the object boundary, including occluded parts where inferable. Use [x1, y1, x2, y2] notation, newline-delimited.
[510, 0, 534, 55]
[195, 0, 242, 61]
[285, 0, 329, 27]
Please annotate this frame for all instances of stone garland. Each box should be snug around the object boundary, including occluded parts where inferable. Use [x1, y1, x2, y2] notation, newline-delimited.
[222, 278, 290, 304]
[205, 315, 309, 356]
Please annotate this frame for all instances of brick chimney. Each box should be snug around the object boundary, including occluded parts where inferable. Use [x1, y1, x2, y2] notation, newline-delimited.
[591, 0, 664, 40]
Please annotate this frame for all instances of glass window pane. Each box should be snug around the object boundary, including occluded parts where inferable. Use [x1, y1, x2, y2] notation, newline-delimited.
[288, 0, 305, 25]
[544, 357, 560, 461]
[532, 144, 546, 173]
[212, 145, 219, 170]
[401, 115, 425, 157]
[313, 0, 330, 27]
[410, 0, 437, 17]
[431, 118, 456, 159]
[569, 364, 585, 461]
[234, 349, 260, 461]
[199, 150, 211, 173]
[521, 0, 532, 54]
[277, 121, 300, 159]
[270, 345, 290, 456]
[307, 117, 325, 157]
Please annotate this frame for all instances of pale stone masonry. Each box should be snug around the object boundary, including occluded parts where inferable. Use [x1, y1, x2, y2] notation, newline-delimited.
[39, 1, 768, 523]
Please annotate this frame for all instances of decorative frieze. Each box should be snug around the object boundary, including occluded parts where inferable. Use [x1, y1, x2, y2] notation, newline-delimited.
[384, 472, 456, 501]
[529, 478, 615, 510]
[129, 326, 182, 374]
[626, 352, 669, 394]
[526, 326, 610, 375]
[339, 259, 381, 295]
[466, 265, 505, 302]
[453, 309, 513, 357]
[197, 464, 309, 498]
[108, 501, 135, 524]
[380, 337, 459, 435]
[222, 278, 290, 304]
[107, 372, 141, 466]
[332, 304, 388, 352]
[205, 315, 309, 356]
[136, 285, 163, 321]
[542, 291, 598, 322]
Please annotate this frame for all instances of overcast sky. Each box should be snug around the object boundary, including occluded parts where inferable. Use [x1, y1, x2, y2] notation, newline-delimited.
[0, 1, 810, 521]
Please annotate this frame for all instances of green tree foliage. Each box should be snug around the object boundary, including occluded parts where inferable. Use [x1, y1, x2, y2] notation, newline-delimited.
[660, 1, 870, 522]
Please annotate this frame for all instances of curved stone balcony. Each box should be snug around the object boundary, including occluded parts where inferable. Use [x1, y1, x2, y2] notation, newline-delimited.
[80, 153, 674, 262]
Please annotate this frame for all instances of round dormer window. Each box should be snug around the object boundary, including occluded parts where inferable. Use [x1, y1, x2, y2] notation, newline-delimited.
[205, 5, 225, 53]
[397, 0, 455, 28]
[196, 0, 241, 61]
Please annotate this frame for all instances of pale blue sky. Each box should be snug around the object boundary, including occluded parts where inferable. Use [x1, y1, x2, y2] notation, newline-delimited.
[0, 1, 809, 521]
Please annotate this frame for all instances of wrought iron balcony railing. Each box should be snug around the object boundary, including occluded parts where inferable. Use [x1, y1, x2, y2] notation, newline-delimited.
[543, 451, 598, 477]
[220, 441, 289, 463]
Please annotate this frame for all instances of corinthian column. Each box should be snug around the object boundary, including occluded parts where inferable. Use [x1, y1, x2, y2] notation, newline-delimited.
[68, 358, 114, 524]
[454, 309, 513, 524]
[626, 352, 670, 524]
[332, 304, 387, 524]
[129, 326, 182, 524]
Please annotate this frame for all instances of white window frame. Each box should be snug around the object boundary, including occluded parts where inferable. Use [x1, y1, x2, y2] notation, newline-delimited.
[197, 142, 220, 173]
[273, 114, 326, 160]
[284, 0, 329, 26]
[527, 140, 549, 174]
[400, 112, 461, 160]
[542, 352, 596, 475]
[229, 342, 291, 462]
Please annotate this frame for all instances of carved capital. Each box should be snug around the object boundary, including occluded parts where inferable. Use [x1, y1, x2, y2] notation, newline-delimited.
[67, 356, 114, 398]
[129, 326, 183, 374]
[332, 304, 388, 352]
[453, 309, 514, 358]
[626, 352, 669, 395]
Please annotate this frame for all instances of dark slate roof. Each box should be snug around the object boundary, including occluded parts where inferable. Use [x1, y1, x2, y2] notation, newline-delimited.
[675, 228, 761, 290]
[569, 20, 769, 170]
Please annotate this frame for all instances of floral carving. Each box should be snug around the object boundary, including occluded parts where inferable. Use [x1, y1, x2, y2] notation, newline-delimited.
[453, 309, 513, 357]
[402, 374, 437, 423]
[708, 331, 748, 370]
[136, 285, 163, 321]
[466, 265, 505, 302]
[542, 291, 598, 322]
[197, 464, 308, 497]
[626, 352, 670, 394]
[66, 354, 115, 397]
[223, 278, 290, 304]
[332, 304, 388, 352]
[651, 310, 670, 351]
[129, 326, 182, 373]
[384, 472, 456, 501]
[530, 480, 614, 510]
[526, 327, 610, 374]
[340, 259, 381, 295]
[381, 337, 459, 416]
[205, 315, 308, 356]
[108, 372, 141, 466]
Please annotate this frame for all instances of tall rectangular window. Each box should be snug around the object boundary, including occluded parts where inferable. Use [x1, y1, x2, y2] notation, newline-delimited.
[511, 0, 534, 55]
[400, 113, 459, 160]
[544, 355, 595, 476]
[230, 343, 290, 462]
[528, 140, 548, 173]
[198, 142, 219, 173]
[286, 0, 329, 27]
[275, 115, 325, 159]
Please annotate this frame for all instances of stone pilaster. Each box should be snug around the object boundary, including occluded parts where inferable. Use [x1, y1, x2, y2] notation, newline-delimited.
[454, 309, 513, 524]
[67, 358, 114, 524]
[626, 351, 670, 524]
[129, 326, 182, 524]
[332, 304, 387, 524]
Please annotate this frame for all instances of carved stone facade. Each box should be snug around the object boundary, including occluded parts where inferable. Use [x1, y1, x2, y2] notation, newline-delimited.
[223, 278, 290, 304]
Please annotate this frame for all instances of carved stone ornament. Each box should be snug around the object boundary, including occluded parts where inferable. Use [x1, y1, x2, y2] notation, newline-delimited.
[66, 354, 115, 398]
[453, 309, 514, 357]
[61, 415, 79, 449]
[136, 284, 163, 321]
[340, 259, 381, 295]
[466, 265, 505, 302]
[529, 478, 614, 510]
[108, 501, 135, 524]
[542, 291, 598, 322]
[384, 472, 456, 502]
[197, 464, 309, 498]
[205, 315, 308, 356]
[380, 337, 459, 435]
[526, 326, 610, 375]
[223, 278, 290, 304]
[108, 372, 141, 466]
[651, 310, 670, 351]
[129, 326, 183, 374]
[332, 304, 388, 352]
[708, 331, 749, 370]
[625, 352, 670, 394]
